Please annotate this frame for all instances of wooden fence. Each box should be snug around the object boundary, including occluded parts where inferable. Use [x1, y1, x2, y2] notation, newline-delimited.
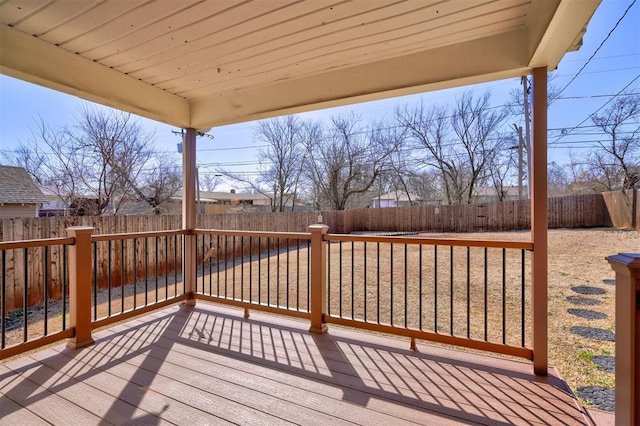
[1, 190, 637, 312]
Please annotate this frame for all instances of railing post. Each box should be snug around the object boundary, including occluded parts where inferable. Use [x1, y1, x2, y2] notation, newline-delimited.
[607, 253, 640, 426]
[66, 226, 95, 350]
[309, 224, 329, 333]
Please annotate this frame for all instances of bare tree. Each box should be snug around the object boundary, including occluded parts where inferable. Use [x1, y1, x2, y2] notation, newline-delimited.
[406, 169, 444, 204]
[8, 107, 179, 215]
[305, 115, 397, 210]
[590, 93, 640, 190]
[397, 91, 508, 204]
[220, 115, 316, 212]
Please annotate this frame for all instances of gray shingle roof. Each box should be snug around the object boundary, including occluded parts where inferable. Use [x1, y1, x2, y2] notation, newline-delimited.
[0, 165, 47, 204]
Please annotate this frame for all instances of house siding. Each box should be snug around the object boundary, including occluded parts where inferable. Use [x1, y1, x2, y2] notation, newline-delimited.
[0, 204, 38, 218]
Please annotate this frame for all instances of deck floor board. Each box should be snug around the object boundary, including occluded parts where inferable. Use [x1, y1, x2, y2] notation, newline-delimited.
[1, 302, 591, 425]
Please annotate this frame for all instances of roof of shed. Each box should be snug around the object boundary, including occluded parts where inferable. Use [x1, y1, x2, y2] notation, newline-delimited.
[0, 165, 47, 204]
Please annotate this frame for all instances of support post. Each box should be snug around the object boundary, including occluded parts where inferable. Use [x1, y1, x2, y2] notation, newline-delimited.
[309, 224, 329, 333]
[607, 253, 640, 426]
[66, 226, 95, 349]
[531, 67, 548, 375]
[183, 128, 197, 306]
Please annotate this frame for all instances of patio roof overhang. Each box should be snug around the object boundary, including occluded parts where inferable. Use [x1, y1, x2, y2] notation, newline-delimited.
[0, 0, 599, 131]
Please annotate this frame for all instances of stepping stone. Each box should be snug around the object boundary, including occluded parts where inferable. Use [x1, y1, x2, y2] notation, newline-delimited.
[571, 286, 605, 295]
[577, 386, 615, 412]
[566, 296, 602, 306]
[570, 326, 615, 342]
[567, 309, 608, 320]
[602, 279, 615, 286]
[592, 355, 615, 373]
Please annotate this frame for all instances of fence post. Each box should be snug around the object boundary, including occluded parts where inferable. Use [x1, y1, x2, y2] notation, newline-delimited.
[309, 224, 329, 333]
[66, 226, 95, 350]
[607, 252, 640, 426]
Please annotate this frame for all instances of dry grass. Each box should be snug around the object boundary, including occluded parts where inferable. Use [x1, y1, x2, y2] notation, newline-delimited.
[3, 227, 637, 407]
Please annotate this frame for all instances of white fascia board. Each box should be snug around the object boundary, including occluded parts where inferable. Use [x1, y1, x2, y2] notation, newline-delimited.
[528, 0, 601, 69]
[0, 24, 190, 128]
[190, 29, 529, 129]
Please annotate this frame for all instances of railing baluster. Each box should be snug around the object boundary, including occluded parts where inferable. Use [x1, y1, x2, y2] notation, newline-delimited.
[418, 244, 422, 331]
[267, 238, 271, 305]
[165, 236, 169, 299]
[1, 250, 6, 349]
[502, 248, 506, 345]
[107, 241, 112, 317]
[144, 237, 149, 306]
[173, 235, 178, 295]
[376, 242, 380, 324]
[232, 236, 236, 300]
[23, 248, 28, 343]
[364, 242, 367, 322]
[241, 236, 244, 301]
[44, 246, 49, 336]
[216, 234, 221, 297]
[327, 239, 331, 315]
[296, 239, 300, 311]
[404, 244, 408, 328]
[339, 241, 342, 318]
[390, 243, 394, 326]
[434, 245, 438, 333]
[521, 249, 526, 347]
[467, 246, 470, 338]
[93, 242, 97, 320]
[351, 241, 355, 320]
[277, 238, 281, 307]
[249, 237, 253, 303]
[224, 236, 228, 299]
[307, 240, 310, 312]
[63, 245, 67, 330]
[257, 237, 261, 304]
[133, 238, 137, 309]
[207, 235, 212, 296]
[121, 240, 125, 313]
[449, 245, 453, 335]
[155, 236, 159, 302]
[286, 239, 290, 309]
[484, 247, 488, 342]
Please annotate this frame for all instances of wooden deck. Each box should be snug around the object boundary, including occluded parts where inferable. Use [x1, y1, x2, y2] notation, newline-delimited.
[1, 302, 592, 425]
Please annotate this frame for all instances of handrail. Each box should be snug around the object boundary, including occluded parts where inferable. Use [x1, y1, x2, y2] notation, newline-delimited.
[324, 233, 534, 250]
[0, 236, 75, 250]
[92, 229, 185, 242]
[193, 228, 311, 240]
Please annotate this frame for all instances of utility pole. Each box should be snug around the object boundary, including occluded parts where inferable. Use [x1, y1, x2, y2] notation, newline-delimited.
[513, 124, 525, 200]
[522, 76, 532, 199]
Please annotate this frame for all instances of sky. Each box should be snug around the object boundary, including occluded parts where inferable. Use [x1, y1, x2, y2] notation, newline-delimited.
[1, 0, 639, 192]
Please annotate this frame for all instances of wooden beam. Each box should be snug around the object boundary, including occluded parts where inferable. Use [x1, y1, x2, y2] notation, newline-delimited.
[0, 24, 190, 128]
[531, 67, 548, 376]
[528, 0, 600, 69]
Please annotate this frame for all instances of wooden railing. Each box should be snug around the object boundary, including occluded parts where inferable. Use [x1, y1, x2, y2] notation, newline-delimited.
[1, 224, 540, 365]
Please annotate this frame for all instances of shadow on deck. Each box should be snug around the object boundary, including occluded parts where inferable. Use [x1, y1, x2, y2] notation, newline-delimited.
[1, 301, 592, 425]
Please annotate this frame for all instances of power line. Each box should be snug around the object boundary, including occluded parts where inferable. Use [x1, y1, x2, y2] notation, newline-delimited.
[555, 0, 637, 98]
[550, 73, 640, 145]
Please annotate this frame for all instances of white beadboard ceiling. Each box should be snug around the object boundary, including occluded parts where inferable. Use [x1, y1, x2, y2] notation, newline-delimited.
[0, 0, 600, 130]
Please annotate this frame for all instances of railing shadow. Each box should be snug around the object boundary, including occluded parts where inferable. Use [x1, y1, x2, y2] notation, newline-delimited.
[1, 303, 589, 425]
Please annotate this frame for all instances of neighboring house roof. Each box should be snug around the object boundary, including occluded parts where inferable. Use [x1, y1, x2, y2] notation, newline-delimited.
[377, 191, 422, 202]
[171, 189, 271, 203]
[475, 186, 527, 198]
[0, 165, 47, 204]
[204, 191, 270, 202]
